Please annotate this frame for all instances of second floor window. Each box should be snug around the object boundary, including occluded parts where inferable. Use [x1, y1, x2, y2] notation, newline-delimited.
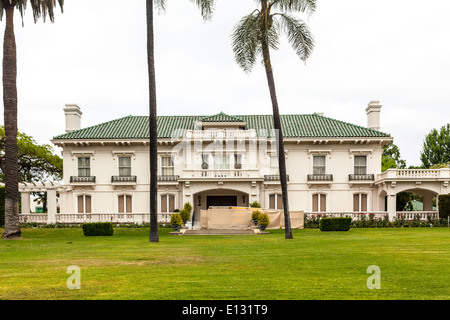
[78, 157, 90, 177]
[214, 154, 229, 170]
[118, 157, 132, 176]
[270, 155, 279, 175]
[161, 156, 174, 176]
[313, 156, 326, 175]
[354, 156, 367, 175]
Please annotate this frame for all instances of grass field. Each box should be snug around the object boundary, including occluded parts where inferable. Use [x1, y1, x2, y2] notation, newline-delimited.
[0, 227, 449, 300]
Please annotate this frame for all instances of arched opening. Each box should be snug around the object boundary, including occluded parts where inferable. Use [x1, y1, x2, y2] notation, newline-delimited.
[192, 188, 249, 227]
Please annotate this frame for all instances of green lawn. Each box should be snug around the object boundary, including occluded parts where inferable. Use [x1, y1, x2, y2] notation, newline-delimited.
[0, 227, 449, 300]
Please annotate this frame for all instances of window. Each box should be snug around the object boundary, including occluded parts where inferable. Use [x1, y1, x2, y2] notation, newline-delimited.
[118, 157, 132, 177]
[312, 194, 326, 212]
[118, 195, 132, 213]
[161, 194, 175, 213]
[313, 156, 326, 175]
[269, 194, 283, 209]
[201, 154, 209, 169]
[353, 193, 368, 212]
[270, 155, 279, 175]
[161, 156, 174, 176]
[77, 195, 91, 213]
[234, 154, 242, 169]
[354, 156, 367, 175]
[78, 157, 90, 177]
[213, 154, 229, 170]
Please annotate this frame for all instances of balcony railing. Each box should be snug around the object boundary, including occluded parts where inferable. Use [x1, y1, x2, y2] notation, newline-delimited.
[349, 174, 375, 181]
[307, 174, 333, 181]
[264, 175, 290, 182]
[157, 175, 180, 182]
[377, 168, 450, 180]
[183, 169, 260, 179]
[70, 176, 96, 183]
[111, 175, 137, 183]
[185, 129, 257, 140]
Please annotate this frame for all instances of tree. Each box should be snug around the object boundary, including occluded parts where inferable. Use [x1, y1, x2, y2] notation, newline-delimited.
[231, 0, 316, 239]
[382, 141, 406, 172]
[146, 0, 215, 242]
[1, 0, 63, 240]
[0, 126, 63, 183]
[420, 124, 450, 168]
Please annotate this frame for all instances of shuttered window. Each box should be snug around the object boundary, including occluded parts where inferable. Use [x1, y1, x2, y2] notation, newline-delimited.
[353, 194, 368, 212]
[77, 195, 91, 213]
[161, 195, 175, 213]
[118, 195, 132, 213]
[312, 194, 326, 212]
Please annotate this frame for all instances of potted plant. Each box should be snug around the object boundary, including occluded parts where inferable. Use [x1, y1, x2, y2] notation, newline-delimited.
[251, 210, 262, 226]
[179, 208, 191, 225]
[258, 213, 270, 231]
[170, 213, 183, 232]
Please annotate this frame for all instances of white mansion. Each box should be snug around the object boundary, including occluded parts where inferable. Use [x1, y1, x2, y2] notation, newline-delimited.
[18, 101, 449, 226]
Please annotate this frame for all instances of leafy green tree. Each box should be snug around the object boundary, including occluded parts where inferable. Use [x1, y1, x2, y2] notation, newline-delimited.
[1, 0, 63, 240]
[231, 0, 316, 239]
[0, 126, 62, 183]
[420, 124, 450, 168]
[146, 0, 215, 242]
[382, 141, 406, 172]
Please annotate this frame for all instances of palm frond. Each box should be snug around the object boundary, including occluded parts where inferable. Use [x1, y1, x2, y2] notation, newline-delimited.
[277, 13, 314, 62]
[190, 0, 215, 21]
[0, 0, 64, 24]
[270, 0, 317, 15]
[231, 12, 261, 73]
[154, 0, 167, 14]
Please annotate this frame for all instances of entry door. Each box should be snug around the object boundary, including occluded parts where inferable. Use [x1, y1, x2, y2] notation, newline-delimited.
[207, 196, 237, 208]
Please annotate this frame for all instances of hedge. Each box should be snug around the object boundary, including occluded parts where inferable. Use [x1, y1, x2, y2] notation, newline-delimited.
[319, 217, 352, 231]
[438, 194, 450, 220]
[82, 222, 114, 236]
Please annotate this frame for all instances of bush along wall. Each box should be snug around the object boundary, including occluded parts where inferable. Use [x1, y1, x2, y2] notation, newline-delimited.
[82, 222, 114, 236]
[319, 217, 352, 231]
[0, 186, 4, 227]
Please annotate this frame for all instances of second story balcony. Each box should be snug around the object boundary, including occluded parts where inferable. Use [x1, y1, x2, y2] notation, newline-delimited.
[70, 176, 96, 183]
[307, 174, 333, 182]
[111, 175, 137, 183]
[180, 169, 261, 181]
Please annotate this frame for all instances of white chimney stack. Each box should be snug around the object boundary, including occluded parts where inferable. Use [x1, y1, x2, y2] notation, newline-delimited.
[64, 104, 82, 132]
[365, 100, 382, 131]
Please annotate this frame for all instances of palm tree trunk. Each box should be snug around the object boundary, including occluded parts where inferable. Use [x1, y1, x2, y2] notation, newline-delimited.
[261, 41, 293, 240]
[146, 0, 159, 242]
[2, 4, 21, 240]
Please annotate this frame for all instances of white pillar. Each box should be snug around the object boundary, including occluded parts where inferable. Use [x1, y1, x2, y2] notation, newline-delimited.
[21, 192, 31, 214]
[387, 194, 397, 221]
[47, 189, 57, 224]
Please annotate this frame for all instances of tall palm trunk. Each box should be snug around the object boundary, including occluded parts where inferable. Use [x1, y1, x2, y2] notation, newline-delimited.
[261, 2, 292, 240]
[2, 3, 21, 240]
[146, 0, 159, 242]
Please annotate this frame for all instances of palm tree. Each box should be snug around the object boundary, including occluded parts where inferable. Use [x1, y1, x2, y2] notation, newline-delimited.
[1, 0, 63, 240]
[231, 0, 316, 239]
[147, 0, 215, 242]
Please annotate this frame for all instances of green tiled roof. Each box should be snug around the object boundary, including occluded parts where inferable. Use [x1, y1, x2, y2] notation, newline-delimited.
[53, 113, 391, 140]
[199, 112, 245, 123]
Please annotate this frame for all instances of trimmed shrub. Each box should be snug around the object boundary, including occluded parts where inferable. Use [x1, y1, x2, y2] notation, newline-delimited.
[319, 217, 351, 231]
[251, 210, 262, 222]
[179, 208, 191, 222]
[438, 194, 450, 220]
[82, 222, 114, 236]
[258, 213, 270, 227]
[170, 213, 183, 227]
[249, 201, 261, 208]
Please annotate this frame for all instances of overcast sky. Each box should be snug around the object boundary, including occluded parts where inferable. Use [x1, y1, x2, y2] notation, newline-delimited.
[1, 0, 449, 167]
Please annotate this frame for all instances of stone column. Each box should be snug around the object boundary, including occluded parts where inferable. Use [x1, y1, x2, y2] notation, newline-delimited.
[47, 189, 57, 224]
[387, 194, 397, 221]
[21, 192, 31, 214]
